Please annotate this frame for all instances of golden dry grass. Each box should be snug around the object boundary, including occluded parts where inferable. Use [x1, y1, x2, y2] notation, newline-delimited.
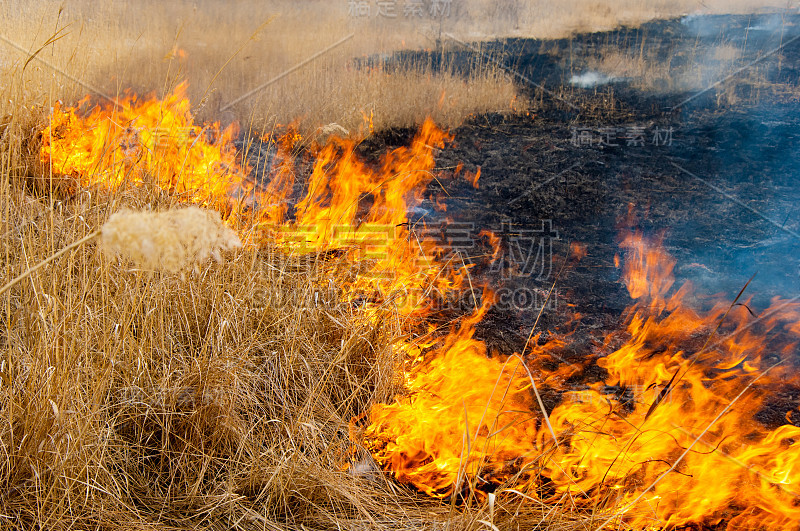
[0, 151, 605, 530]
[1, 186, 401, 529]
[0, 0, 780, 137]
[0, 1, 790, 529]
[0, 0, 520, 138]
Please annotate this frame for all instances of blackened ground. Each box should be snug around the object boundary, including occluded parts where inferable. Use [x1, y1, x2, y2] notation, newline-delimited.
[350, 12, 800, 332]
[385, 15, 800, 434]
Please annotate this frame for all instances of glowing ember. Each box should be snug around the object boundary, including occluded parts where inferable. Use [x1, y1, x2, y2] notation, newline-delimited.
[39, 84, 800, 530]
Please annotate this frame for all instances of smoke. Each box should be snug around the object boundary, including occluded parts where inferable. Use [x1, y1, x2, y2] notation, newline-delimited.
[680, 12, 798, 37]
[674, 12, 800, 91]
[672, 98, 800, 307]
[570, 71, 619, 88]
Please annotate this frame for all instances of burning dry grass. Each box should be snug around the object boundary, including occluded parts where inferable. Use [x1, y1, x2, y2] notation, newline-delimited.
[0, 172, 590, 530]
[9, 83, 799, 529]
[0, 190, 388, 528]
[2, 2, 800, 529]
[0, 66, 631, 529]
[7, 187, 797, 530]
[0, 77, 561, 528]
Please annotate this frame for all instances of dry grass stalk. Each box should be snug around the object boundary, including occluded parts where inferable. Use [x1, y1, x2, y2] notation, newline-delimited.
[100, 207, 242, 272]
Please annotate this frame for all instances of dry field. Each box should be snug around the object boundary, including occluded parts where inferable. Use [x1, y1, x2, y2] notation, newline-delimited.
[0, 1, 794, 530]
[0, 0, 521, 139]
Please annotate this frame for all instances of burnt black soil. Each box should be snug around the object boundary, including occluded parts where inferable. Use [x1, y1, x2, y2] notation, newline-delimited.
[382, 14, 800, 436]
[351, 12, 800, 329]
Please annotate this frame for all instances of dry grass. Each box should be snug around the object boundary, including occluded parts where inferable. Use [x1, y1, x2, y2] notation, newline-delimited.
[583, 38, 800, 106]
[0, 0, 780, 138]
[0, 0, 520, 139]
[1, 188, 393, 529]
[0, 1, 791, 529]
[503, 0, 781, 38]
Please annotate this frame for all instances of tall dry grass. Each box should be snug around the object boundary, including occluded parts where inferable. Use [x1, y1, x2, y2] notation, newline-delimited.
[0, 1, 789, 529]
[0, 0, 520, 139]
[0, 0, 780, 138]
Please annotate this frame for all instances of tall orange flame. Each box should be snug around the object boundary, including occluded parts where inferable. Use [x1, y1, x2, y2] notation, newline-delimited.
[41, 82, 246, 209]
[40, 84, 463, 317]
[366, 230, 800, 529]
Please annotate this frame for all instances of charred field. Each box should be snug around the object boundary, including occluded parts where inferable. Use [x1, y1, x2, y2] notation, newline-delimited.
[313, 12, 800, 526]
[3, 5, 800, 531]
[349, 12, 800, 345]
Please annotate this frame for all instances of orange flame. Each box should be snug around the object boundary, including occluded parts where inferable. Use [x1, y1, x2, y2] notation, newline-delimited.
[41, 82, 246, 209]
[365, 230, 800, 529]
[39, 84, 465, 316]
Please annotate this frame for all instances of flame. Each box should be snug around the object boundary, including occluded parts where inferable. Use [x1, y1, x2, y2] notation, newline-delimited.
[38, 84, 800, 529]
[40, 83, 464, 318]
[364, 289, 543, 497]
[470, 166, 481, 189]
[41, 82, 246, 209]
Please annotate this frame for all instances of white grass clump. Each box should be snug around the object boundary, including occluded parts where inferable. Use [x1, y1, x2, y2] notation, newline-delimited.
[101, 206, 241, 272]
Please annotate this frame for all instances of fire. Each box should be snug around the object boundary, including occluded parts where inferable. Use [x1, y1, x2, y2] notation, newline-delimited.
[38, 84, 800, 529]
[41, 82, 246, 209]
[365, 290, 544, 498]
[40, 84, 466, 316]
[365, 230, 800, 529]
[255, 117, 468, 317]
